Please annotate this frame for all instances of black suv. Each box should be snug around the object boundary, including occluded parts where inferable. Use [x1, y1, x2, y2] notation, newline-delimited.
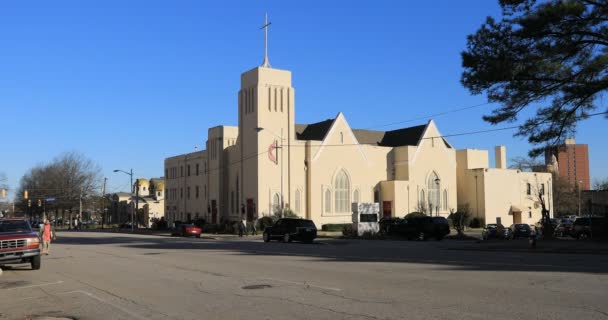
[572, 217, 608, 239]
[263, 218, 317, 243]
[390, 216, 450, 240]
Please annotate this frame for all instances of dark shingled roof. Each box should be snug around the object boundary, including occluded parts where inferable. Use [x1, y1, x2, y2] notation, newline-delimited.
[378, 125, 427, 147]
[296, 118, 432, 147]
[295, 119, 334, 141]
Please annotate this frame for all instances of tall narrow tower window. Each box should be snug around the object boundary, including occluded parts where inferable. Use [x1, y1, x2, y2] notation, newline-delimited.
[268, 87, 271, 111]
[274, 88, 277, 111]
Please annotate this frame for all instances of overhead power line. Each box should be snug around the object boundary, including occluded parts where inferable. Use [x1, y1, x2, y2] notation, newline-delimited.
[364, 102, 493, 130]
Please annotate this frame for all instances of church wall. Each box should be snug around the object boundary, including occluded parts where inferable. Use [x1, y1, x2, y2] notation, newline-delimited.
[480, 169, 552, 226]
[405, 122, 458, 217]
[307, 115, 392, 226]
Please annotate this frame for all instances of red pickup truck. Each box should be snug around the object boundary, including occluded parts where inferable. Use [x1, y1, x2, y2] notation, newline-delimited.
[0, 219, 41, 270]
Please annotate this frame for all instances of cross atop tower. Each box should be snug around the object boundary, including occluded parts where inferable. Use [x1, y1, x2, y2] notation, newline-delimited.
[260, 13, 271, 68]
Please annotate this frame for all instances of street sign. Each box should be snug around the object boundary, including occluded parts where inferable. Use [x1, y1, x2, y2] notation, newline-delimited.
[46, 198, 56, 202]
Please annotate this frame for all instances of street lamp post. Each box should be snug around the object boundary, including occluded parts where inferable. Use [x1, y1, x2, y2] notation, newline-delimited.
[435, 178, 441, 217]
[255, 127, 284, 218]
[113, 168, 135, 232]
[578, 180, 583, 217]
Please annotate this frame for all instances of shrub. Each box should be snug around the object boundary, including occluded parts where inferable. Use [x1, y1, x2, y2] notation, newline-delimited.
[193, 219, 206, 228]
[322, 223, 351, 232]
[257, 216, 275, 232]
[342, 225, 354, 236]
[202, 224, 220, 234]
[469, 217, 485, 228]
[448, 210, 471, 235]
[405, 212, 426, 218]
[277, 209, 299, 219]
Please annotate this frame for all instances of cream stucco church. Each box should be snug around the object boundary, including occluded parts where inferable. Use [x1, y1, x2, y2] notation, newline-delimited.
[164, 19, 553, 228]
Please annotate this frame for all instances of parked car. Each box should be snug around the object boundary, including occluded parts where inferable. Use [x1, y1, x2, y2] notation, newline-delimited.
[0, 219, 42, 270]
[482, 224, 508, 240]
[572, 217, 608, 240]
[390, 216, 450, 240]
[263, 218, 317, 243]
[508, 224, 532, 239]
[554, 220, 574, 237]
[171, 223, 202, 238]
[379, 217, 402, 234]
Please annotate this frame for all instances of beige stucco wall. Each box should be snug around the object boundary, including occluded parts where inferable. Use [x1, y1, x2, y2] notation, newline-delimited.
[456, 148, 553, 226]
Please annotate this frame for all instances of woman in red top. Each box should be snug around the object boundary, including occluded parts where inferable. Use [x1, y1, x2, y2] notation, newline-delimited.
[40, 219, 54, 255]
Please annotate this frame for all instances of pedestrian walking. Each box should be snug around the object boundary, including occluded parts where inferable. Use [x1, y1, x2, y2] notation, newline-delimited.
[39, 219, 56, 255]
[251, 219, 257, 236]
[242, 216, 248, 237]
[238, 217, 245, 237]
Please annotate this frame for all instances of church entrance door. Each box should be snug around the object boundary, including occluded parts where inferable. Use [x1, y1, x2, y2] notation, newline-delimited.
[513, 211, 522, 224]
[211, 200, 217, 224]
[246, 199, 254, 221]
[383, 201, 392, 218]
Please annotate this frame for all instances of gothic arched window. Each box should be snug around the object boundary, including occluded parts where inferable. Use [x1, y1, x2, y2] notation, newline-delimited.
[295, 190, 301, 213]
[428, 172, 440, 212]
[334, 170, 350, 213]
[325, 189, 331, 213]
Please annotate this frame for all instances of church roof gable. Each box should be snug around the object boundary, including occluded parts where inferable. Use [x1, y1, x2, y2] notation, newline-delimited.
[295, 118, 335, 141]
[296, 118, 443, 148]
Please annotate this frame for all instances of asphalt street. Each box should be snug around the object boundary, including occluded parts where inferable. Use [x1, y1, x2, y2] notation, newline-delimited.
[1, 232, 607, 320]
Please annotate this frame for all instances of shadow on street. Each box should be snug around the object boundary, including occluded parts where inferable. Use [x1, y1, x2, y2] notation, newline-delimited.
[53, 232, 608, 274]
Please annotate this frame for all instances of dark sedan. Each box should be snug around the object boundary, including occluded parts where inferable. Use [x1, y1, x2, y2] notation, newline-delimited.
[390, 216, 450, 241]
[508, 224, 531, 239]
[263, 218, 317, 243]
[554, 220, 574, 237]
[482, 224, 508, 240]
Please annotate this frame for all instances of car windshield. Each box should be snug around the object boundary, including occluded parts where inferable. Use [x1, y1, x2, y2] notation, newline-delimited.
[486, 224, 497, 229]
[0, 220, 32, 233]
[297, 220, 316, 228]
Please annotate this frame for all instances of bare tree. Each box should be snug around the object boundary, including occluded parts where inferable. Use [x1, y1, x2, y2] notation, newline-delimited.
[15, 151, 102, 224]
[415, 200, 428, 215]
[592, 178, 608, 191]
[509, 156, 544, 172]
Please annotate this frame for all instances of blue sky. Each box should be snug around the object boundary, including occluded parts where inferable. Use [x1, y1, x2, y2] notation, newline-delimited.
[1, 1, 606, 199]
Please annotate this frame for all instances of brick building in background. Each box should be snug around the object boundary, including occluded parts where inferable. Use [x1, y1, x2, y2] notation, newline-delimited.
[545, 138, 590, 191]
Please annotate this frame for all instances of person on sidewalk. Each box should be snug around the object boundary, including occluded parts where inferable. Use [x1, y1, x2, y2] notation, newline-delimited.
[39, 219, 56, 255]
[251, 219, 257, 236]
[242, 216, 248, 236]
[238, 217, 245, 237]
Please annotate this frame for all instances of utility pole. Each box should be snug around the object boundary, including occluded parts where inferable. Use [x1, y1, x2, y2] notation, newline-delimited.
[102, 177, 107, 229]
[134, 178, 139, 231]
[79, 186, 83, 230]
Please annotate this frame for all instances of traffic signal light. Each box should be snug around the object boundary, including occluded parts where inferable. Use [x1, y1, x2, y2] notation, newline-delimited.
[24, 190, 28, 199]
[1, 189, 5, 199]
[28, 200, 31, 207]
[38, 199, 42, 207]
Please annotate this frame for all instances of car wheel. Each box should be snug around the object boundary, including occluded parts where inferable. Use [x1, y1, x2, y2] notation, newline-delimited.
[196, 234, 201, 238]
[435, 235, 443, 241]
[283, 233, 291, 243]
[418, 232, 426, 241]
[263, 232, 270, 243]
[304, 238, 314, 244]
[31, 255, 41, 270]
[578, 233, 589, 240]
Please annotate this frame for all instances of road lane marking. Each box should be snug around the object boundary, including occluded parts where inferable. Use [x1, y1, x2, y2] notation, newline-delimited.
[2, 280, 64, 291]
[59, 290, 149, 320]
[259, 277, 342, 292]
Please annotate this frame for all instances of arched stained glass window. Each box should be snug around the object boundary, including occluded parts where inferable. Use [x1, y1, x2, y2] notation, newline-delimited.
[334, 170, 350, 213]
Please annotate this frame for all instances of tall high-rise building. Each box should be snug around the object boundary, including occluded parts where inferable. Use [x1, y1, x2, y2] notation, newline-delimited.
[545, 138, 590, 190]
